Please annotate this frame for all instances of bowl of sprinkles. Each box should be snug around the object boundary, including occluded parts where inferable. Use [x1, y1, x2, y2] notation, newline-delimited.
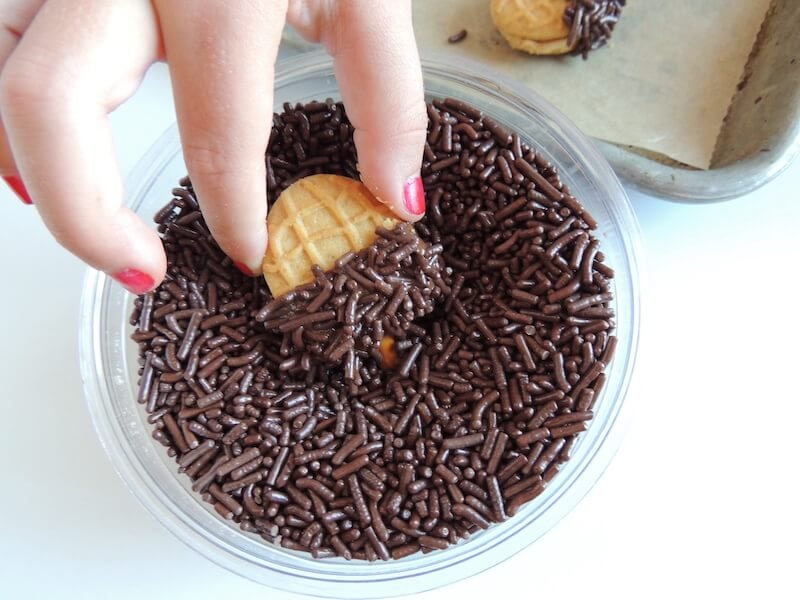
[81, 50, 641, 598]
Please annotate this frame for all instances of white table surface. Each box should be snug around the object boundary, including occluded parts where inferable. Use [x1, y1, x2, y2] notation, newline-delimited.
[2, 62, 799, 600]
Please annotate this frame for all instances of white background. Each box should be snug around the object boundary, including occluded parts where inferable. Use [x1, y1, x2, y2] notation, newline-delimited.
[1, 62, 799, 600]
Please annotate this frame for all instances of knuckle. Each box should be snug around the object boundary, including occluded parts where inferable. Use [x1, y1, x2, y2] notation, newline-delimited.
[182, 142, 231, 180]
[355, 97, 427, 145]
[44, 206, 128, 267]
[399, 98, 428, 132]
[0, 52, 72, 115]
[45, 216, 92, 257]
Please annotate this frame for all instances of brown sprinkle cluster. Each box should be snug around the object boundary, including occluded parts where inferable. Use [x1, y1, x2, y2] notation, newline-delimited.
[131, 97, 617, 561]
[565, 0, 626, 59]
[255, 222, 448, 379]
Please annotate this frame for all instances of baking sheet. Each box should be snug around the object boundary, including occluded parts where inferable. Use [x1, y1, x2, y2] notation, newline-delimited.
[412, 0, 773, 169]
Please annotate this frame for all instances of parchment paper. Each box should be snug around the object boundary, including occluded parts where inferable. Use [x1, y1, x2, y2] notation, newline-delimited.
[412, 0, 773, 169]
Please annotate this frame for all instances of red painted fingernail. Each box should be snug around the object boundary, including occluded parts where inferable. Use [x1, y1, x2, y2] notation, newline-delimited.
[3, 175, 33, 205]
[112, 269, 155, 295]
[403, 175, 425, 215]
[234, 261, 255, 277]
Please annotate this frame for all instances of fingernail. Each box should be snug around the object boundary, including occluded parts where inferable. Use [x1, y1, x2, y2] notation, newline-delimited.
[3, 175, 33, 205]
[112, 269, 155, 295]
[234, 261, 255, 277]
[403, 176, 425, 215]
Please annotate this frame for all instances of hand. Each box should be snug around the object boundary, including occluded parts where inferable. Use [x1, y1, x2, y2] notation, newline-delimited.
[0, 0, 427, 293]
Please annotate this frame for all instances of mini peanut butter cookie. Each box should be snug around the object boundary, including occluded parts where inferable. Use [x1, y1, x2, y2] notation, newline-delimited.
[492, 0, 627, 58]
[262, 174, 399, 297]
[490, 0, 573, 56]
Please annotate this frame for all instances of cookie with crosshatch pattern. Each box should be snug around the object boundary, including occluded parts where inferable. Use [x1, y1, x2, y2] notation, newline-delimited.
[491, 0, 574, 55]
[262, 174, 400, 297]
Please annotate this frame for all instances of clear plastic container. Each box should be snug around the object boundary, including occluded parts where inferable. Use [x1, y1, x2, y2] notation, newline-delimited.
[80, 50, 642, 599]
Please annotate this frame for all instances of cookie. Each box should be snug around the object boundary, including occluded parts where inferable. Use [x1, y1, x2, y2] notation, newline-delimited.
[490, 0, 573, 56]
[262, 174, 400, 297]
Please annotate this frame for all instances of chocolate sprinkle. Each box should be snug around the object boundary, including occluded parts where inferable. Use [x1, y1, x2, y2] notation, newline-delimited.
[131, 96, 617, 561]
[448, 29, 468, 44]
[565, 0, 626, 59]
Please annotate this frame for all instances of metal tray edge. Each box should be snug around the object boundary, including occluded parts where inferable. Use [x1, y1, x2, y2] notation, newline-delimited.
[598, 0, 800, 202]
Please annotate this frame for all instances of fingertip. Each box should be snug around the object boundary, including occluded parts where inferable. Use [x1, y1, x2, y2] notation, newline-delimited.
[2, 174, 33, 204]
[112, 268, 157, 295]
[355, 127, 427, 223]
[359, 167, 425, 223]
[102, 209, 167, 294]
[402, 175, 426, 220]
[233, 261, 256, 277]
[244, 224, 268, 276]
[213, 219, 267, 278]
[232, 246, 264, 278]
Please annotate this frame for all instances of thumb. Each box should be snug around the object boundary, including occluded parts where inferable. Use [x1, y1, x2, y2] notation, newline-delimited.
[302, 0, 427, 221]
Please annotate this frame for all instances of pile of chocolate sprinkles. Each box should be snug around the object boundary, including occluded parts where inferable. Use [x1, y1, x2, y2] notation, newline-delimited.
[565, 0, 626, 59]
[131, 96, 617, 561]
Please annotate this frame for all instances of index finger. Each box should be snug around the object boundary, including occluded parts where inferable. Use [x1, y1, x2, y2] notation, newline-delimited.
[295, 0, 428, 221]
[154, 0, 287, 275]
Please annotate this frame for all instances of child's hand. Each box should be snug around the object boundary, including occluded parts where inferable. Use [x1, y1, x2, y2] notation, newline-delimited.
[0, 0, 426, 293]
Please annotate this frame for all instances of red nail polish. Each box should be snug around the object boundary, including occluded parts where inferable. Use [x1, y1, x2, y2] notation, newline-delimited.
[3, 175, 32, 205]
[112, 269, 155, 295]
[234, 261, 255, 277]
[403, 176, 425, 215]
